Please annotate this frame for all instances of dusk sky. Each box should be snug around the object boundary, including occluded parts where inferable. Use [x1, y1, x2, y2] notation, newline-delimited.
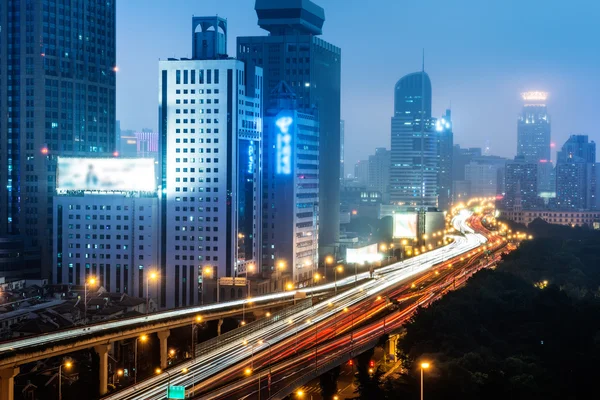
[117, 0, 600, 171]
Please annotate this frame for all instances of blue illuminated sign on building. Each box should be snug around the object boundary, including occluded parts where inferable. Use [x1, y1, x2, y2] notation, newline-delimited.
[275, 113, 294, 175]
[248, 141, 255, 174]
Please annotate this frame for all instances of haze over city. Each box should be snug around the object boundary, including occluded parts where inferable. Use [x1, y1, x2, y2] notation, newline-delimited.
[1, 0, 600, 399]
[117, 0, 600, 166]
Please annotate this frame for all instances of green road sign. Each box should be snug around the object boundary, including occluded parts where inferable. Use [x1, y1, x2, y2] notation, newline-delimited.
[167, 386, 185, 399]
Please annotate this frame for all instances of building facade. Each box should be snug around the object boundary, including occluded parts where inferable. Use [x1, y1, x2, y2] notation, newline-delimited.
[368, 148, 391, 200]
[262, 82, 319, 283]
[53, 193, 158, 296]
[499, 209, 600, 229]
[517, 91, 551, 162]
[390, 71, 438, 207]
[237, 0, 341, 254]
[436, 110, 453, 211]
[504, 156, 540, 209]
[159, 17, 262, 308]
[354, 160, 369, 187]
[340, 119, 345, 181]
[555, 135, 598, 210]
[0, 0, 116, 279]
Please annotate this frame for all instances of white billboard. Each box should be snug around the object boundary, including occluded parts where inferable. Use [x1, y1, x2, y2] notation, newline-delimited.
[57, 157, 156, 192]
[346, 243, 381, 264]
[393, 213, 418, 238]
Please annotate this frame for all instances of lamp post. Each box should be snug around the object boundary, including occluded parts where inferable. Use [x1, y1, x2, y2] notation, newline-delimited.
[276, 260, 286, 292]
[58, 360, 72, 400]
[334, 266, 343, 294]
[420, 362, 430, 400]
[312, 273, 320, 304]
[146, 271, 158, 314]
[83, 276, 96, 325]
[202, 266, 213, 305]
[134, 334, 148, 384]
[324, 255, 333, 282]
[258, 340, 272, 398]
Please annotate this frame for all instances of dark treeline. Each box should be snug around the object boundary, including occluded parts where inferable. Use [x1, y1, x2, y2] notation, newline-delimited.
[351, 218, 600, 400]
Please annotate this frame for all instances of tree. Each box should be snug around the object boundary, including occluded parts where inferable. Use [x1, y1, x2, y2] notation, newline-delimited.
[354, 348, 384, 399]
[319, 365, 341, 400]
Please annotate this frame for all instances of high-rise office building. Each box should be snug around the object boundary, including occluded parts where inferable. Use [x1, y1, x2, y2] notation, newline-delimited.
[555, 135, 597, 210]
[556, 135, 596, 163]
[340, 120, 345, 181]
[517, 91, 553, 194]
[262, 81, 319, 282]
[237, 0, 341, 255]
[354, 160, 369, 187]
[52, 157, 158, 297]
[159, 17, 262, 308]
[436, 109, 453, 211]
[390, 71, 438, 207]
[517, 91, 551, 162]
[0, 0, 116, 279]
[503, 156, 539, 210]
[368, 148, 390, 198]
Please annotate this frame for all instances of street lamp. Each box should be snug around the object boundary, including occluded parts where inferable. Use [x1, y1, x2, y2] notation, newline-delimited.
[334, 266, 343, 294]
[202, 266, 213, 305]
[325, 255, 333, 281]
[146, 271, 158, 314]
[420, 362, 431, 400]
[276, 260, 286, 292]
[258, 339, 273, 398]
[58, 360, 73, 400]
[134, 334, 148, 384]
[83, 276, 96, 325]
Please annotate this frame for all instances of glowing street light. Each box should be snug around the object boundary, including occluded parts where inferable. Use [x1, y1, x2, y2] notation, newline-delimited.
[420, 362, 431, 400]
[146, 271, 158, 314]
[134, 335, 148, 384]
[83, 276, 97, 325]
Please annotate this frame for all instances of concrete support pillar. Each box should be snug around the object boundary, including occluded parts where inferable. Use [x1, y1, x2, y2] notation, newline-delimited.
[217, 318, 224, 336]
[157, 330, 171, 369]
[95, 344, 110, 396]
[0, 367, 20, 400]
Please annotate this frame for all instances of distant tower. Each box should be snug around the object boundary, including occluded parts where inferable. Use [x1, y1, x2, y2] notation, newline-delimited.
[389, 71, 438, 207]
[517, 91, 551, 162]
[192, 16, 228, 59]
[237, 0, 341, 256]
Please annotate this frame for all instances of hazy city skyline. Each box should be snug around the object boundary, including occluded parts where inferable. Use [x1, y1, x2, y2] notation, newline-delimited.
[117, 0, 599, 166]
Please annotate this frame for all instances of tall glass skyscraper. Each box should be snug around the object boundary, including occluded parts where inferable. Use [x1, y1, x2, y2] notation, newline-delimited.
[390, 71, 439, 207]
[237, 0, 341, 261]
[0, 0, 116, 278]
[517, 91, 551, 162]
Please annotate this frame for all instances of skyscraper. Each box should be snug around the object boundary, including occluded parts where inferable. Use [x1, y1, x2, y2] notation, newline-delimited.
[556, 135, 596, 163]
[517, 91, 551, 162]
[159, 17, 262, 308]
[262, 81, 319, 283]
[340, 120, 345, 181]
[237, 0, 341, 256]
[503, 156, 539, 210]
[436, 109, 453, 211]
[368, 148, 391, 198]
[555, 135, 597, 210]
[389, 71, 438, 207]
[0, 0, 116, 278]
[354, 160, 369, 187]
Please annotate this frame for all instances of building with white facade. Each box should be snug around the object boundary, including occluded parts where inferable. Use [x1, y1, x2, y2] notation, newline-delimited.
[262, 81, 319, 284]
[52, 157, 159, 300]
[158, 17, 262, 308]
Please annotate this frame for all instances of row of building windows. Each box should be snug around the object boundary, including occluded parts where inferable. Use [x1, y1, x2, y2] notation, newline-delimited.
[175, 89, 220, 95]
[175, 98, 219, 105]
